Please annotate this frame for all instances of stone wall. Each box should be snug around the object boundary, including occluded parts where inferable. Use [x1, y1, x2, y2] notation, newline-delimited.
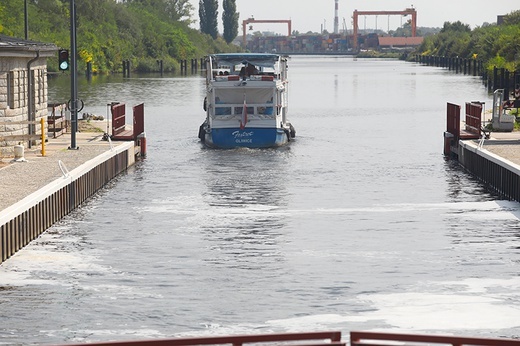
[0, 58, 49, 156]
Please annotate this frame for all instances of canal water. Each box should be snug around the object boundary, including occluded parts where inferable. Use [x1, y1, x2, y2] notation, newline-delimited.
[1, 56, 520, 345]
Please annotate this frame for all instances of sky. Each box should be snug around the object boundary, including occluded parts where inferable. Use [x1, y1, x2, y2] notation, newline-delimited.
[189, 0, 519, 34]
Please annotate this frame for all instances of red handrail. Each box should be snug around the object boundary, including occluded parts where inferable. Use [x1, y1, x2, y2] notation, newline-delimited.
[350, 331, 520, 346]
[55, 331, 343, 346]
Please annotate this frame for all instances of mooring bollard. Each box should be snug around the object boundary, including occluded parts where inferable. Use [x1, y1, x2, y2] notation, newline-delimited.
[13, 145, 26, 162]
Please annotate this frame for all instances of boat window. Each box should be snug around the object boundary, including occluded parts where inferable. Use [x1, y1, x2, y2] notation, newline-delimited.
[214, 97, 231, 115]
[234, 106, 254, 115]
[215, 106, 231, 115]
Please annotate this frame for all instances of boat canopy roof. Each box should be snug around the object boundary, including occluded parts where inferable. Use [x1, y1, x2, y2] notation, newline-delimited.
[210, 53, 281, 68]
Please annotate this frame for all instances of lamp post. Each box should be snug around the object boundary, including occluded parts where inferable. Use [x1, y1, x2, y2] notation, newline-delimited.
[24, 0, 28, 40]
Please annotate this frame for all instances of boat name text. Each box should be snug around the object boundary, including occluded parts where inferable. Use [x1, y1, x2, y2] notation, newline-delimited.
[232, 130, 254, 144]
[232, 131, 254, 138]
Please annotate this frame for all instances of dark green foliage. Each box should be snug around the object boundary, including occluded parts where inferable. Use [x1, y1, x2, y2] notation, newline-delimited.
[0, 0, 239, 73]
[416, 11, 520, 71]
[198, 0, 218, 39]
[440, 21, 471, 34]
[502, 10, 520, 26]
[222, 0, 238, 44]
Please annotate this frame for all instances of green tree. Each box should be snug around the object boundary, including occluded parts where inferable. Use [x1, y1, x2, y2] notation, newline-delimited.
[165, 0, 194, 23]
[222, 0, 238, 44]
[199, 0, 218, 39]
[390, 20, 412, 37]
[0, 0, 24, 36]
[1, 0, 240, 73]
[503, 10, 520, 26]
[440, 21, 471, 33]
[415, 10, 520, 72]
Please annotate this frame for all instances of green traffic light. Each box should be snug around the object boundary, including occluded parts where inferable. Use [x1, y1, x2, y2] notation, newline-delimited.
[58, 49, 69, 71]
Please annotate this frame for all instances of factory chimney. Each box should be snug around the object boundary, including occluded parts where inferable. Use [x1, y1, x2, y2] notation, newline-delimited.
[333, 0, 339, 34]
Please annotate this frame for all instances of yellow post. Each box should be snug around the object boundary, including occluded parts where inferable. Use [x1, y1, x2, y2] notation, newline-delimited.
[40, 117, 46, 157]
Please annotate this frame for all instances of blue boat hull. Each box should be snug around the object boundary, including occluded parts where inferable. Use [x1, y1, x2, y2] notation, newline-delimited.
[204, 127, 290, 149]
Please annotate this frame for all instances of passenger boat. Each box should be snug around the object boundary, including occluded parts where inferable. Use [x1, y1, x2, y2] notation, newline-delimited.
[198, 53, 295, 148]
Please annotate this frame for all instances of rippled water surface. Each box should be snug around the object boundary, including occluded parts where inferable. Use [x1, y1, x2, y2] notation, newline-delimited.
[1, 57, 520, 345]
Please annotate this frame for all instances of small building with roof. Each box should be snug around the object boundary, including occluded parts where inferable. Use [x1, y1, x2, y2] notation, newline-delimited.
[378, 36, 424, 50]
[0, 35, 57, 155]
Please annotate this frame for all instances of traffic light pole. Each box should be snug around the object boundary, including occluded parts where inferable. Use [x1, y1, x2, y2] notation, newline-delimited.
[24, 0, 28, 40]
[69, 0, 79, 150]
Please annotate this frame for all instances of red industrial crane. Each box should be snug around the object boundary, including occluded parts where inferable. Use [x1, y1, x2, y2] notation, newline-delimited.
[242, 18, 292, 48]
[352, 8, 417, 50]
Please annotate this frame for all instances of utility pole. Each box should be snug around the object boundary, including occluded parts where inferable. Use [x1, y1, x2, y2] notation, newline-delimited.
[24, 0, 28, 40]
[69, 0, 79, 150]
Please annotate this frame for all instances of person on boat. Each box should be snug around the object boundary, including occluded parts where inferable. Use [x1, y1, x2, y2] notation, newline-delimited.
[246, 63, 258, 76]
[240, 63, 258, 79]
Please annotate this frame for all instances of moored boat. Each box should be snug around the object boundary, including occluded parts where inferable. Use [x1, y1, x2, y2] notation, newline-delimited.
[198, 53, 295, 148]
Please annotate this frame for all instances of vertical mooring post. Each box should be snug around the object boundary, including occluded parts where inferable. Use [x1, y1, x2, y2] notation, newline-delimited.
[500, 68, 505, 90]
[86, 61, 92, 80]
[493, 67, 498, 90]
[504, 70, 510, 100]
[157, 59, 163, 75]
[122, 60, 130, 77]
[484, 70, 490, 91]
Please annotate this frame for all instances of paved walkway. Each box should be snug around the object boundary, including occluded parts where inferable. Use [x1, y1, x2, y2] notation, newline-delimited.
[477, 132, 520, 166]
[0, 121, 124, 212]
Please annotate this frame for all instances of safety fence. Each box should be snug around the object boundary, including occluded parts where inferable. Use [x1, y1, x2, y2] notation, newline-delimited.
[351, 331, 520, 346]
[0, 118, 47, 156]
[48, 330, 520, 346]
[56, 331, 344, 346]
[416, 54, 483, 76]
[416, 55, 519, 96]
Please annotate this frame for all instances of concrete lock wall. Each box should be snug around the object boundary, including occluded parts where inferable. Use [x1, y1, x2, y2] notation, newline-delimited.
[0, 142, 135, 264]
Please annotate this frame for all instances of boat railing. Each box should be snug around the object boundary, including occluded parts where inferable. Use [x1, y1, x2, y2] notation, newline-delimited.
[213, 74, 278, 82]
[249, 75, 275, 81]
[350, 331, 520, 346]
[214, 74, 240, 81]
